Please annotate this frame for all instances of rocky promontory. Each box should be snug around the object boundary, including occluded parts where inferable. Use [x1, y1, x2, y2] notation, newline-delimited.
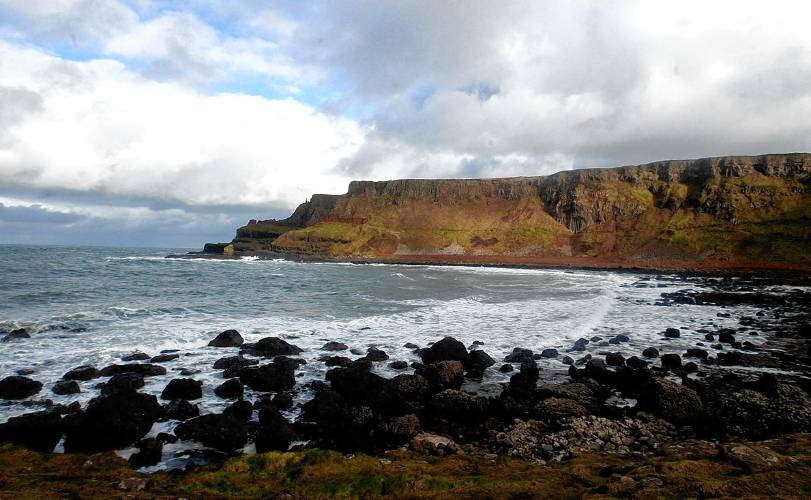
[200, 153, 811, 271]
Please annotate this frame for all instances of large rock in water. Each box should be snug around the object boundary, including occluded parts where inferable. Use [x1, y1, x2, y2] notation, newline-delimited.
[636, 378, 702, 425]
[420, 337, 469, 365]
[0, 376, 42, 400]
[465, 350, 495, 378]
[99, 363, 167, 377]
[240, 357, 298, 392]
[160, 378, 203, 400]
[241, 337, 302, 357]
[64, 392, 163, 453]
[208, 329, 244, 347]
[174, 414, 248, 452]
[0, 410, 64, 452]
[63, 365, 101, 381]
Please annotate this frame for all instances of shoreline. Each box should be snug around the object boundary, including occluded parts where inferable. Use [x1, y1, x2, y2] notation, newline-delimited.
[167, 250, 811, 276]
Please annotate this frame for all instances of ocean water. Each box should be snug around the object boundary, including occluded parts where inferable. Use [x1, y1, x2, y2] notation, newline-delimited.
[0, 244, 779, 466]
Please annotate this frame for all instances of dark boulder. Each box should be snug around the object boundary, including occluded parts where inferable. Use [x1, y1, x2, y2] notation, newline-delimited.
[255, 408, 294, 452]
[499, 364, 514, 373]
[0, 376, 42, 400]
[240, 357, 298, 392]
[504, 348, 534, 363]
[64, 392, 163, 453]
[151, 353, 179, 363]
[540, 348, 559, 358]
[325, 364, 388, 406]
[324, 355, 352, 367]
[52, 380, 80, 395]
[465, 350, 495, 378]
[533, 397, 590, 422]
[163, 399, 199, 421]
[2, 328, 30, 342]
[214, 378, 244, 399]
[208, 329, 244, 347]
[213, 355, 258, 371]
[0, 410, 64, 452]
[321, 341, 348, 351]
[584, 359, 612, 383]
[63, 365, 101, 381]
[664, 328, 681, 338]
[605, 352, 625, 367]
[99, 373, 144, 395]
[561, 356, 574, 365]
[626, 356, 648, 369]
[429, 389, 486, 422]
[572, 338, 589, 351]
[610, 334, 630, 344]
[121, 352, 150, 362]
[642, 347, 660, 358]
[272, 392, 294, 410]
[365, 347, 389, 362]
[160, 378, 202, 401]
[242, 337, 302, 357]
[417, 361, 464, 391]
[129, 437, 162, 468]
[719, 330, 736, 344]
[685, 348, 709, 360]
[404, 342, 420, 350]
[223, 400, 253, 421]
[389, 360, 409, 370]
[100, 364, 167, 377]
[636, 378, 702, 425]
[174, 414, 248, 452]
[660, 354, 682, 370]
[420, 337, 469, 365]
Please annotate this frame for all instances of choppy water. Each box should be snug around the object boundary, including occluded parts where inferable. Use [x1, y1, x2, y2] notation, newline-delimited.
[0, 244, 785, 467]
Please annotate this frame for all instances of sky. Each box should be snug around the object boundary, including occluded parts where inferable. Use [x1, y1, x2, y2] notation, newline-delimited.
[0, 1, 810, 248]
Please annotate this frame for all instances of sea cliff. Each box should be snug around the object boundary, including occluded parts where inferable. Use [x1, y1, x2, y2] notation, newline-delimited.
[207, 153, 811, 270]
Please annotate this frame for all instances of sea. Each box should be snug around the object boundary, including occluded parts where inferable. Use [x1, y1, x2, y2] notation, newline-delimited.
[0, 244, 788, 467]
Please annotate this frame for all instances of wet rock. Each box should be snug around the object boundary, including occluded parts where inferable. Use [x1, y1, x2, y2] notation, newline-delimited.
[410, 432, 460, 456]
[540, 348, 559, 358]
[685, 348, 708, 360]
[418, 361, 464, 391]
[572, 338, 589, 351]
[64, 392, 163, 453]
[0, 376, 42, 400]
[255, 408, 294, 452]
[584, 359, 611, 383]
[626, 356, 648, 369]
[0, 410, 64, 452]
[163, 399, 199, 421]
[605, 352, 625, 367]
[99, 373, 144, 395]
[324, 355, 352, 367]
[664, 328, 681, 338]
[129, 437, 162, 468]
[121, 352, 150, 361]
[420, 337, 469, 365]
[499, 364, 514, 373]
[214, 378, 244, 399]
[208, 329, 244, 347]
[465, 350, 495, 378]
[160, 378, 202, 401]
[213, 355, 258, 371]
[660, 354, 682, 370]
[273, 392, 294, 410]
[240, 357, 298, 392]
[611, 334, 630, 344]
[637, 378, 702, 425]
[100, 364, 167, 377]
[504, 348, 534, 363]
[16, 368, 35, 376]
[561, 356, 574, 365]
[174, 414, 248, 452]
[575, 354, 593, 366]
[151, 353, 179, 363]
[683, 361, 699, 373]
[389, 360, 409, 370]
[325, 364, 388, 407]
[223, 400, 253, 421]
[321, 341, 348, 351]
[365, 346, 389, 362]
[642, 347, 659, 359]
[404, 342, 420, 350]
[534, 397, 590, 422]
[242, 337, 303, 358]
[52, 380, 80, 395]
[705, 333, 716, 341]
[718, 329, 736, 344]
[1, 328, 30, 342]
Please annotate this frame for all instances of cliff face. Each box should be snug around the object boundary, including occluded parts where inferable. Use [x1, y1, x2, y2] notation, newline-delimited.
[220, 153, 811, 269]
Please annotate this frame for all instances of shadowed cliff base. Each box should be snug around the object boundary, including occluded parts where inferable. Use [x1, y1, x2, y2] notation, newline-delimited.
[197, 153, 811, 271]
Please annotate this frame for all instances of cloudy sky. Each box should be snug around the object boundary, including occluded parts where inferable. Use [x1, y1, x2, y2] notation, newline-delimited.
[1, 0, 810, 247]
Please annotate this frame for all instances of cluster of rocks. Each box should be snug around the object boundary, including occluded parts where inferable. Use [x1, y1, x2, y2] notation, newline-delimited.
[0, 283, 809, 472]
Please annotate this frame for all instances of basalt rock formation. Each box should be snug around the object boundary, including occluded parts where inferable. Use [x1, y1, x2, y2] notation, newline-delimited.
[206, 153, 811, 270]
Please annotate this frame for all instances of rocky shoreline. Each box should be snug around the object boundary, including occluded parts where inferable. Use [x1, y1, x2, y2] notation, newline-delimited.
[0, 275, 809, 495]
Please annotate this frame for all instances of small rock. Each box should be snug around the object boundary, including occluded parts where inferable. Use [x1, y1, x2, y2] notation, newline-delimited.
[664, 328, 680, 338]
[410, 432, 460, 456]
[540, 348, 559, 358]
[321, 341, 348, 351]
[642, 347, 659, 358]
[208, 329, 244, 347]
[52, 380, 80, 395]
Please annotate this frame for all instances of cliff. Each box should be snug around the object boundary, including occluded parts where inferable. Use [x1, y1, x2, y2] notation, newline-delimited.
[212, 153, 811, 270]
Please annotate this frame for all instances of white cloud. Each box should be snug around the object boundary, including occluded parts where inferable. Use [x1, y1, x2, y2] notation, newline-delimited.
[0, 41, 365, 211]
